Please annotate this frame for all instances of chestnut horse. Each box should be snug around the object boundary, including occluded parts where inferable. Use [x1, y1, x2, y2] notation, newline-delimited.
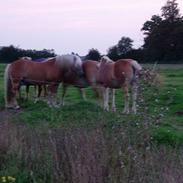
[17, 57, 48, 102]
[98, 56, 142, 114]
[4, 54, 84, 109]
[82, 60, 103, 106]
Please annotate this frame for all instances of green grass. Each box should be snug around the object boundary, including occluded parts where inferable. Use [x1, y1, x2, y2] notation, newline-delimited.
[0, 63, 183, 182]
[0, 64, 183, 144]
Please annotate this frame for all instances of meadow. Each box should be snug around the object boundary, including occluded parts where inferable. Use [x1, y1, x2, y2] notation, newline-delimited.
[0, 63, 183, 183]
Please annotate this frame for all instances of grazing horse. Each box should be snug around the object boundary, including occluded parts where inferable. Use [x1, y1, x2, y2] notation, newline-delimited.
[98, 56, 142, 114]
[18, 57, 49, 102]
[4, 54, 84, 109]
[82, 60, 103, 106]
[82, 60, 116, 109]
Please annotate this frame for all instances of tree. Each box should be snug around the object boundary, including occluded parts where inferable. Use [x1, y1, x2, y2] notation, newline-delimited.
[107, 46, 120, 61]
[117, 37, 133, 55]
[141, 0, 183, 63]
[141, 15, 162, 35]
[85, 48, 101, 61]
[161, 0, 181, 23]
[0, 46, 56, 63]
[106, 36, 134, 60]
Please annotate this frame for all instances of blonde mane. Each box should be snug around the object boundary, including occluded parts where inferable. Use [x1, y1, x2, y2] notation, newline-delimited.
[100, 56, 114, 63]
[55, 54, 82, 68]
[21, 57, 32, 60]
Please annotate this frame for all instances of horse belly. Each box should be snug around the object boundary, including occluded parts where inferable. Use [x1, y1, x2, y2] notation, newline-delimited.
[107, 79, 120, 89]
[74, 77, 89, 88]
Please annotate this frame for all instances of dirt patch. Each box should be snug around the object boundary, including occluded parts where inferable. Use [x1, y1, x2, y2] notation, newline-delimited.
[0, 110, 12, 122]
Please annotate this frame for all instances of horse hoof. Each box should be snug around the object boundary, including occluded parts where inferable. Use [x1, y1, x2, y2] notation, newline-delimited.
[104, 108, 109, 112]
[34, 99, 39, 104]
[131, 110, 137, 114]
[15, 105, 20, 110]
[111, 107, 116, 112]
[123, 110, 129, 114]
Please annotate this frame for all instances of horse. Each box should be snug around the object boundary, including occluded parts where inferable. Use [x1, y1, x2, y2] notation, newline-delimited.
[81, 60, 103, 106]
[18, 56, 46, 102]
[17, 57, 49, 102]
[97, 56, 142, 114]
[4, 54, 85, 109]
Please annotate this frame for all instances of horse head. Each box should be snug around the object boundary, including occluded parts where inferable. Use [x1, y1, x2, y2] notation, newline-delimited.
[71, 56, 84, 77]
[100, 56, 114, 65]
[56, 54, 84, 76]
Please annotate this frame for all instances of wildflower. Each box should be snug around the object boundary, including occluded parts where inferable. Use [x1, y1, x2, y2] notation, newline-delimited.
[166, 107, 169, 111]
[7, 176, 16, 182]
[1, 177, 6, 183]
[159, 113, 164, 117]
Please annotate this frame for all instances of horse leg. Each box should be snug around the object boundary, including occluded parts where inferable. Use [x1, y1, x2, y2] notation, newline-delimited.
[103, 87, 109, 111]
[79, 88, 86, 101]
[111, 88, 116, 112]
[52, 84, 59, 107]
[91, 85, 102, 107]
[25, 84, 30, 100]
[47, 84, 59, 107]
[61, 84, 68, 106]
[131, 82, 137, 114]
[43, 85, 47, 97]
[34, 85, 42, 103]
[11, 80, 21, 109]
[121, 85, 129, 114]
[18, 85, 22, 100]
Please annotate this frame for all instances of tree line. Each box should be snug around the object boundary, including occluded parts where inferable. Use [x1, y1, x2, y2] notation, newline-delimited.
[86, 0, 183, 63]
[0, 45, 56, 63]
[1, 0, 183, 63]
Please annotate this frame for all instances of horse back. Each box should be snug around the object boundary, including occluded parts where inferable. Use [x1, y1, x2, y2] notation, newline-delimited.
[10, 59, 62, 84]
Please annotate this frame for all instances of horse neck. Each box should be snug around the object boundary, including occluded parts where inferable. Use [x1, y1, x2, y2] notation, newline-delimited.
[99, 61, 114, 70]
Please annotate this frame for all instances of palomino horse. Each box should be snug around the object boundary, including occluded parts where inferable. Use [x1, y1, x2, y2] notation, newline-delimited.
[4, 54, 84, 109]
[18, 57, 49, 102]
[82, 60, 117, 109]
[82, 60, 102, 106]
[98, 56, 142, 114]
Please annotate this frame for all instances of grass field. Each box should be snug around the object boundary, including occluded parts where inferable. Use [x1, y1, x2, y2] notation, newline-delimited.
[0, 63, 183, 182]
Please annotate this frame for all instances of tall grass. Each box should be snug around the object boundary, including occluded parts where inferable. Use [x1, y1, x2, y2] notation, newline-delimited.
[0, 64, 183, 182]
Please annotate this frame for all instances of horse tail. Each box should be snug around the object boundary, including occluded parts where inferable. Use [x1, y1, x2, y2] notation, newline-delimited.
[130, 60, 142, 71]
[4, 64, 12, 107]
[129, 60, 142, 83]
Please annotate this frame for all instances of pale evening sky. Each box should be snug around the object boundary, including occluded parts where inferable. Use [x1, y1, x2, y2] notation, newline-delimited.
[0, 0, 183, 55]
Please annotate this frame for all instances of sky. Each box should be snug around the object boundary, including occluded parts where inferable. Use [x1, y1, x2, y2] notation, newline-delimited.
[0, 0, 183, 55]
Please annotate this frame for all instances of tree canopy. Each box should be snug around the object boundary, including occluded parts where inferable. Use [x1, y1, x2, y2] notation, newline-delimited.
[85, 48, 101, 61]
[141, 0, 183, 63]
[0, 45, 56, 63]
[107, 37, 133, 61]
